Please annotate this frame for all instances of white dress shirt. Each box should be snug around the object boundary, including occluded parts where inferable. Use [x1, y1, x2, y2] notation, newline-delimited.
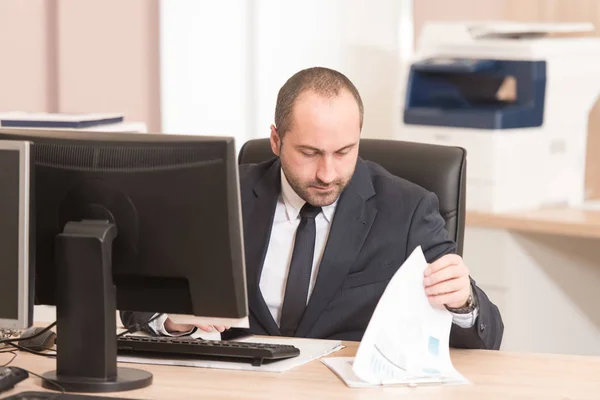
[151, 169, 477, 334]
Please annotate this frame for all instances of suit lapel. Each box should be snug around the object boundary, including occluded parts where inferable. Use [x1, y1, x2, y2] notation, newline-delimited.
[296, 159, 377, 337]
[242, 160, 282, 336]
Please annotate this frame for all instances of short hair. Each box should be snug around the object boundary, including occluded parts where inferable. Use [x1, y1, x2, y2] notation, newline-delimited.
[274, 67, 364, 138]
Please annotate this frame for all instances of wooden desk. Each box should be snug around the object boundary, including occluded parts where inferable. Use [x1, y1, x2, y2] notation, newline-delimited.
[3, 342, 600, 399]
[466, 207, 600, 239]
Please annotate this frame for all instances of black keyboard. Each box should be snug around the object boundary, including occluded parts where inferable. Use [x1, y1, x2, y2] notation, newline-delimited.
[117, 335, 300, 366]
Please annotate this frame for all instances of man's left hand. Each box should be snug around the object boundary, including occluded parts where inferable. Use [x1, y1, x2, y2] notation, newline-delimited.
[424, 254, 471, 309]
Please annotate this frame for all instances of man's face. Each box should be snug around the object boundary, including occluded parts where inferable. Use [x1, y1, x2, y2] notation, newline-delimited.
[270, 89, 361, 207]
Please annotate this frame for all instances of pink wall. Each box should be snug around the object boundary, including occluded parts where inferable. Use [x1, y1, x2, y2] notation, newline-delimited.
[0, 0, 54, 112]
[0, 0, 161, 132]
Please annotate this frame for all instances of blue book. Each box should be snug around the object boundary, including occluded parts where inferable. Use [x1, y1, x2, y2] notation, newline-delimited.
[0, 112, 124, 129]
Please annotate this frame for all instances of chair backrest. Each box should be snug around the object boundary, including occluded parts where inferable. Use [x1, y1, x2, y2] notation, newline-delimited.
[238, 138, 466, 255]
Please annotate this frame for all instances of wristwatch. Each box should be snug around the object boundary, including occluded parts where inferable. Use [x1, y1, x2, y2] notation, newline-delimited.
[446, 289, 478, 314]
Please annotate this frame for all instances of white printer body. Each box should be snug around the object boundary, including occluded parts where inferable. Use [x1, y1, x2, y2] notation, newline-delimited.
[400, 22, 600, 212]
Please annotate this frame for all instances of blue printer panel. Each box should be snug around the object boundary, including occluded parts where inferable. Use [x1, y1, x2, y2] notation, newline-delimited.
[403, 58, 546, 130]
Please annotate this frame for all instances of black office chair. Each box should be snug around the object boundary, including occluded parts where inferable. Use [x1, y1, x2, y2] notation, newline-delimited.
[238, 138, 467, 256]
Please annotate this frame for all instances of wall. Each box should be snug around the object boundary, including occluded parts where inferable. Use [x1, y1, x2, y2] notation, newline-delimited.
[0, 0, 161, 132]
[0, 1, 54, 112]
[57, 0, 161, 132]
[159, 0, 253, 146]
[253, 0, 407, 141]
[159, 0, 413, 147]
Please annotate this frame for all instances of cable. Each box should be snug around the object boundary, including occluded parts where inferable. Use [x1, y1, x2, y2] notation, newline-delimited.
[3, 313, 160, 362]
[0, 347, 16, 353]
[21, 367, 66, 399]
[0, 322, 56, 345]
[117, 313, 163, 337]
[0, 351, 17, 367]
[8, 342, 56, 358]
[3, 314, 158, 344]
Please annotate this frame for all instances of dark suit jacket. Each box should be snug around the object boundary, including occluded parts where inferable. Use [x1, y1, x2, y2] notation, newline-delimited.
[122, 157, 503, 349]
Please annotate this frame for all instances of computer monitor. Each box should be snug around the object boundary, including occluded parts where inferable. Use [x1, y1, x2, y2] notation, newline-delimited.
[0, 128, 248, 393]
[0, 140, 33, 331]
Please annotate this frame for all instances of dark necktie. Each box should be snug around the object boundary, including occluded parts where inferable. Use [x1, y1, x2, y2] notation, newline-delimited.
[279, 203, 322, 336]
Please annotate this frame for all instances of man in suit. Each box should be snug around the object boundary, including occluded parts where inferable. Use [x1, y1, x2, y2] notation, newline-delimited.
[122, 67, 503, 349]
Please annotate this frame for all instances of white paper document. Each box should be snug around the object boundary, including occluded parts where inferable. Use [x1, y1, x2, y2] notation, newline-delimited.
[323, 246, 468, 387]
[118, 336, 343, 373]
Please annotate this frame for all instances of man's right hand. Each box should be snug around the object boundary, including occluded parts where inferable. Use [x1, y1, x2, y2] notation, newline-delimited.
[164, 317, 228, 334]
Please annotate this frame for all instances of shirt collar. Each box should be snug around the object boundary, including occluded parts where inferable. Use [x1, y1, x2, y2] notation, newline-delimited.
[280, 169, 337, 223]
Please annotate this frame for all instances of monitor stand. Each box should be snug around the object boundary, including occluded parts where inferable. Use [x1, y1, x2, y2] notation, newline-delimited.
[42, 220, 152, 393]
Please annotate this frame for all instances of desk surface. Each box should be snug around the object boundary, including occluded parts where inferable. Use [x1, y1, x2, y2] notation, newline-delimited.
[467, 206, 600, 239]
[3, 342, 600, 400]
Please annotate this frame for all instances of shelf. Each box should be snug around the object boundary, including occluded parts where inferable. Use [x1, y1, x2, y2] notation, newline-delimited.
[466, 207, 600, 239]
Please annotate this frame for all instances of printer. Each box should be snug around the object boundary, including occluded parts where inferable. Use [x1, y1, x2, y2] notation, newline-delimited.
[400, 22, 600, 212]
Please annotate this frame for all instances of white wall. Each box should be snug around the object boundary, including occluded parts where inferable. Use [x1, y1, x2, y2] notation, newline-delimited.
[160, 0, 413, 147]
[159, 0, 254, 149]
[254, 0, 407, 140]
